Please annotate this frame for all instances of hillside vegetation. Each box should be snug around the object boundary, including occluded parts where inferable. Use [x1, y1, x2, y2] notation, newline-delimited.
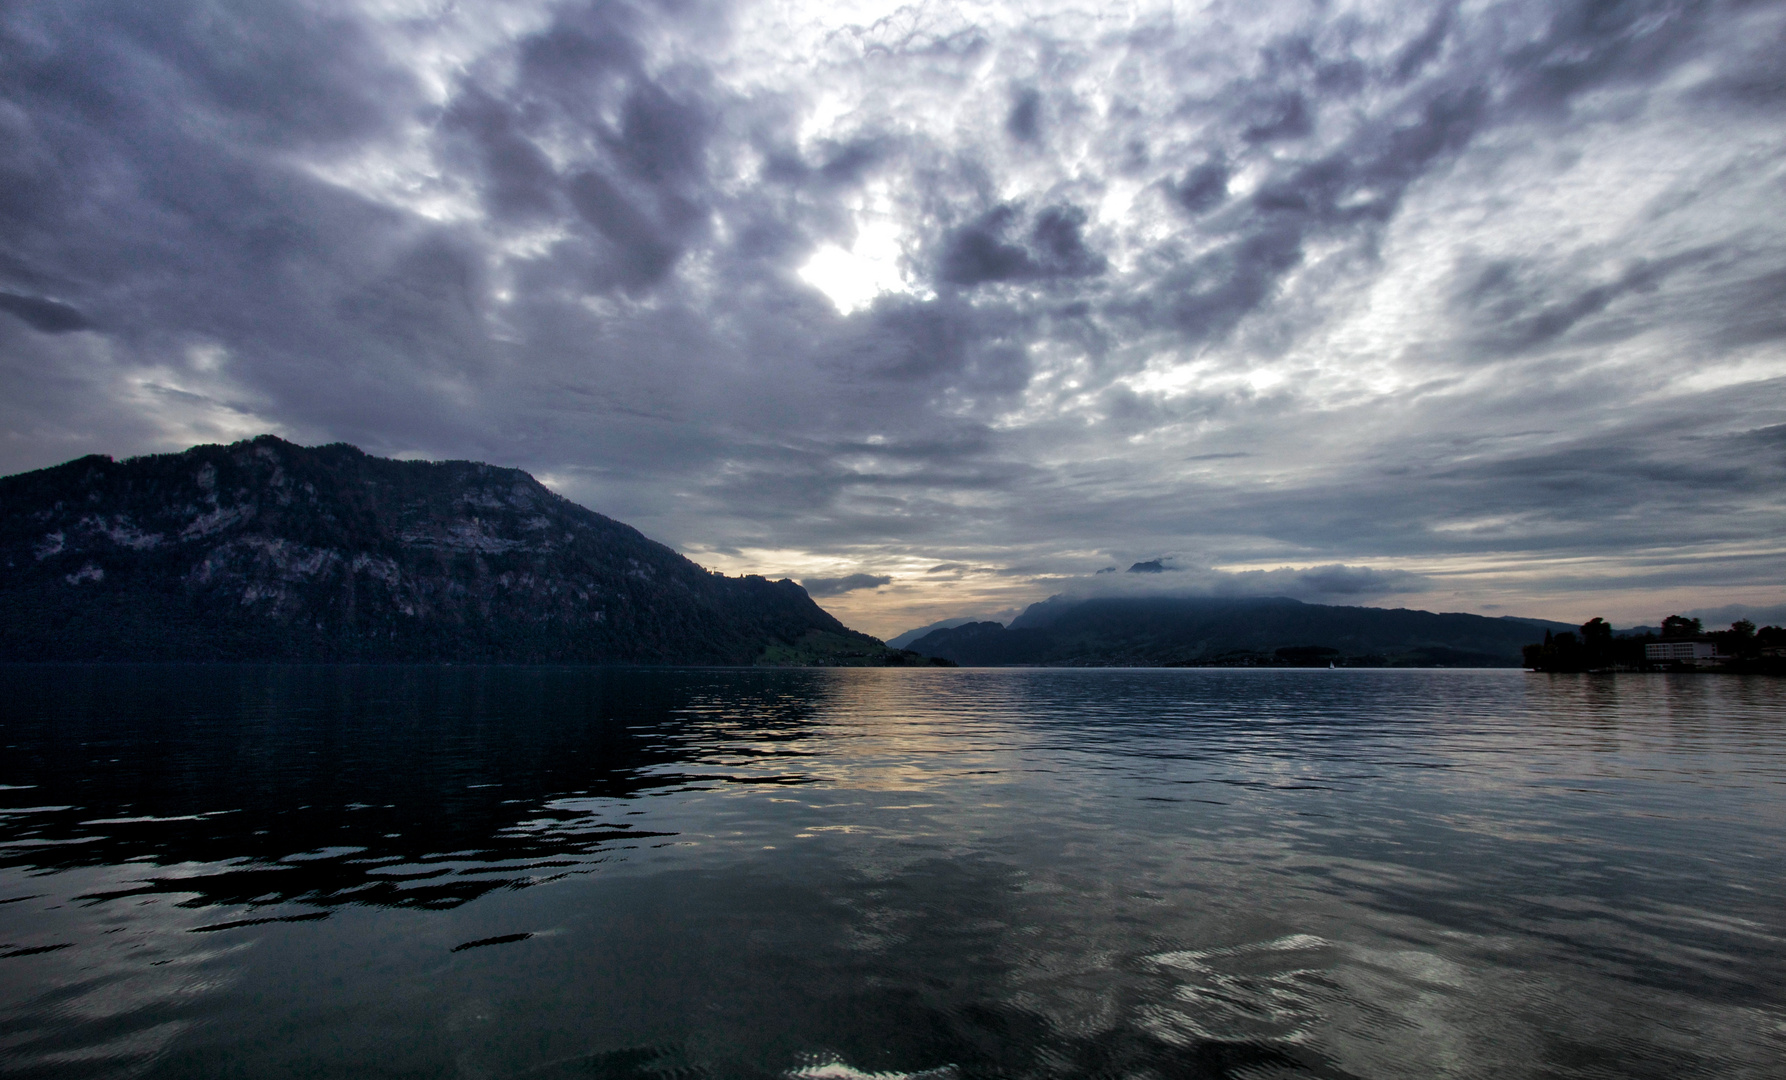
[908, 595, 1565, 667]
[0, 436, 914, 665]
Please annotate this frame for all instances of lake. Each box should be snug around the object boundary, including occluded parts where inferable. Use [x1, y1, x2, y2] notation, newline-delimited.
[1, 665, 1782, 1079]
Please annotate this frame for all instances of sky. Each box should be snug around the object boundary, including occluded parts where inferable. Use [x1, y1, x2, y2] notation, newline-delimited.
[1, 0, 1783, 638]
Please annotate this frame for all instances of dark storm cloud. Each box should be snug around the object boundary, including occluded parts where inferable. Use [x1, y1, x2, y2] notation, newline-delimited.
[0, 0, 463, 449]
[442, 89, 562, 221]
[1240, 91, 1312, 144]
[1452, 250, 1714, 358]
[939, 204, 1105, 286]
[767, 138, 885, 186]
[1107, 0, 1745, 362]
[1689, 602, 1786, 628]
[490, 16, 717, 292]
[1006, 88, 1042, 142]
[1049, 561, 1433, 604]
[802, 573, 892, 596]
[1711, 267, 1786, 348]
[1291, 564, 1430, 596]
[840, 298, 1037, 390]
[1500, 0, 1714, 116]
[0, 292, 89, 333]
[940, 207, 1035, 286]
[1139, 84, 1488, 343]
[566, 171, 687, 288]
[0, 0, 1780, 630]
[1169, 160, 1229, 216]
[1139, 379, 1786, 563]
[1390, 5, 1456, 84]
[610, 83, 711, 187]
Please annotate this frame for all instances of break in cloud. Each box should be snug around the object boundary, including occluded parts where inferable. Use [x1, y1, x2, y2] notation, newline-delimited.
[0, 0, 1782, 637]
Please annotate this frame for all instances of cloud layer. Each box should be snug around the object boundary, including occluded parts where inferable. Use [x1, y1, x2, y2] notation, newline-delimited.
[1, 0, 1782, 635]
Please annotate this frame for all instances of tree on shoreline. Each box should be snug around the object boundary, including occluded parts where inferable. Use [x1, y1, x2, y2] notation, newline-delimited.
[1525, 614, 1785, 672]
[1523, 618, 1614, 671]
[1661, 615, 1703, 639]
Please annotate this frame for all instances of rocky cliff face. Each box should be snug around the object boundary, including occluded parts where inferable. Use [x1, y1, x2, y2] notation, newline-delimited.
[0, 436, 868, 663]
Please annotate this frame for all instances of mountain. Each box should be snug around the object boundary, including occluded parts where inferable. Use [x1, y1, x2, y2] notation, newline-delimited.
[885, 616, 983, 650]
[908, 595, 1563, 667]
[1493, 614, 1579, 634]
[0, 436, 943, 665]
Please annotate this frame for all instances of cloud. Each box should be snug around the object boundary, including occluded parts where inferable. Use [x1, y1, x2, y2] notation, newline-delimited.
[801, 573, 893, 597]
[0, 0, 1781, 636]
[1170, 160, 1230, 216]
[938, 203, 1105, 286]
[1047, 563, 1433, 605]
[1280, 564, 1431, 597]
[1686, 603, 1786, 630]
[566, 170, 687, 289]
[442, 88, 562, 222]
[1451, 250, 1714, 359]
[1241, 91, 1312, 144]
[1006, 88, 1042, 142]
[0, 292, 89, 333]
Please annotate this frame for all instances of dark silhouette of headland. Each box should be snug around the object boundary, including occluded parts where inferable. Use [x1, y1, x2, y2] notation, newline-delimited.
[1523, 615, 1786, 673]
[0, 436, 950, 666]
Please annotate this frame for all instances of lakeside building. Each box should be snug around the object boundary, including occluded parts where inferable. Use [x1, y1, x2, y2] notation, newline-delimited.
[1528, 617, 1780, 673]
[1644, 641, 1727, 665]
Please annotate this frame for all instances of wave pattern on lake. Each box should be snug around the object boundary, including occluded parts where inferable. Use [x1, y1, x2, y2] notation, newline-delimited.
[1, 665, 1782, 1079]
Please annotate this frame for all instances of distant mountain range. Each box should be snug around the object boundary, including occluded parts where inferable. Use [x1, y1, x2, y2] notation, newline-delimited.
[906, 595, 1572, 667]
[885, 617, 983, 650]
[0, 436, 943, 665]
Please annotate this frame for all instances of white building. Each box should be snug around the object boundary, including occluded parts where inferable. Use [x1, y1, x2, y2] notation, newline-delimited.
[1645, 641, 1722, 662]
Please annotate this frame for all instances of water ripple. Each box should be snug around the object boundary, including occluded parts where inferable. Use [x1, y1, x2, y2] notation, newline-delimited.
[0, 665, 1782, 1079]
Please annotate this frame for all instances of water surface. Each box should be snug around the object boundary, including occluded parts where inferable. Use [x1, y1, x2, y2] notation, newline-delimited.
[1, 665, 1782, 1079]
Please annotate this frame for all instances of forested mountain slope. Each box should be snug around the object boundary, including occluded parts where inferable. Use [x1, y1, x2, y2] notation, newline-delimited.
[0, 436, 883, 664]
[909, 595, 1560, 667]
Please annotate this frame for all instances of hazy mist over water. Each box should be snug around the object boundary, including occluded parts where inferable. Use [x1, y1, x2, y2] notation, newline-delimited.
[1, 665, 1783, 1078]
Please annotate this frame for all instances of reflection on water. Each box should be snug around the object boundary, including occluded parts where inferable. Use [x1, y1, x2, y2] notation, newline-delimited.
[1, 665, 1783, 1079]
[0, 666, 842, 910]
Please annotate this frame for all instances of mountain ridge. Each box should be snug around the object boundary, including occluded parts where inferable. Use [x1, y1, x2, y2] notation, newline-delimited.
[909, 594, 1568, 667]
[0, 436, 935, 665]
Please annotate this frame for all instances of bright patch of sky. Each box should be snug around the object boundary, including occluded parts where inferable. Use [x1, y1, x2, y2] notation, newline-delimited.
[799, 218, 916, 314]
